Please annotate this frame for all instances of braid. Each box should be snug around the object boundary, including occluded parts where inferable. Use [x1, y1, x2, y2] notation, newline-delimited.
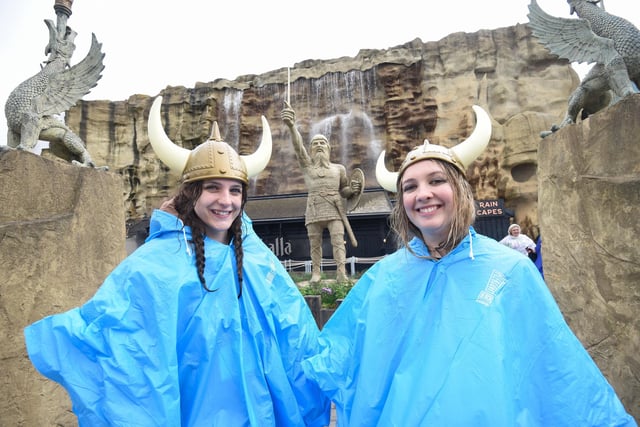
[231, 217, 244, 298]
[233, 187, 248, 298]
[171, 180, 248, 295]
[192, 232, 212, 291]
[172, 181, 217, 292]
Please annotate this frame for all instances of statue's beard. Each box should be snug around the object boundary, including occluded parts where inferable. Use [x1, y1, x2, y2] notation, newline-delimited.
[311, 150, 330, 168]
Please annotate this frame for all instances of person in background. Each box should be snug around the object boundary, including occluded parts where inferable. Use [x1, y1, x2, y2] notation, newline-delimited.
[534, 233, 544, 278]
[301, 106, 636, 426]
[23, 96, 330, 427]
[499, 223, 537, 261]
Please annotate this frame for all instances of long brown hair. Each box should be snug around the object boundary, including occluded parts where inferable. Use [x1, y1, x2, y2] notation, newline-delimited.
[390, 159, 476, 257]
[172, 180, 248, 297]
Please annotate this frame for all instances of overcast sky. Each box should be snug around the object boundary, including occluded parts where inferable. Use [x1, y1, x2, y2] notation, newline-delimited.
[2, 0, 639, 146]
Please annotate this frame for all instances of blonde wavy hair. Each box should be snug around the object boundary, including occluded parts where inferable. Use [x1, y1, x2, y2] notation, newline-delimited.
[390, 159, 476, 257]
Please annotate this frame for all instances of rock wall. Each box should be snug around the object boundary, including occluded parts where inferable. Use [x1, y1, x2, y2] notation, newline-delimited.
[538, 95, 640, 420]
[64, 25, 578, 238]
[0, 150, 126, 426]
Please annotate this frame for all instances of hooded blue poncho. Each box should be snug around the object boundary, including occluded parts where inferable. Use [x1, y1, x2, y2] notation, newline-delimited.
[302, 228, 636, 426]
[24, 210, 330, 427]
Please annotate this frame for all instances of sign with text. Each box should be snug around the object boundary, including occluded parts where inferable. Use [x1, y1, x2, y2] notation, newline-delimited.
[475, 199, 505, 217]
[267, 237, 293, 257]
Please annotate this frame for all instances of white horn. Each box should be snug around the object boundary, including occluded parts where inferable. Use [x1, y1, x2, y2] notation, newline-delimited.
[241, 115, 272, 178]
[147, 96, 190, 174]
[375, 150, 398, 193]
[450, 105, 492, 169]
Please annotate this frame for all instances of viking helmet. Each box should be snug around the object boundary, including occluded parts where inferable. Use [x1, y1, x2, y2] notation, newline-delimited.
[375, 105, 492, 192]
[147, 96, 272, 184]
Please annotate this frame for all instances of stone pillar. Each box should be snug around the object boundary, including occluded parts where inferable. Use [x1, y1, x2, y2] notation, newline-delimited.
[537, 94, 640, 420]
[0, 150, 126, 426]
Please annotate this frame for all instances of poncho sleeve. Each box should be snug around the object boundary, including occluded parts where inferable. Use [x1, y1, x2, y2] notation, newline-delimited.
[300, 260, 380, 408]
[240, 232, 331, 426]
[498, 258, 636, 426]
[24, 240, 187, 426]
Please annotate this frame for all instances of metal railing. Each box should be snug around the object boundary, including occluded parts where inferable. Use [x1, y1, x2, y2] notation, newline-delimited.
[281, 255, 385, 276]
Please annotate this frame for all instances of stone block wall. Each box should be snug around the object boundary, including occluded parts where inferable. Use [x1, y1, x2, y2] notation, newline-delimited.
[0, 150, 126, 426]
[538, 95, 640, 420]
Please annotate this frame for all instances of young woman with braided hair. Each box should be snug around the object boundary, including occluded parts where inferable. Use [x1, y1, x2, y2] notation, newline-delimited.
[168, 177, 247, 296]
[24, 97, 330, 426]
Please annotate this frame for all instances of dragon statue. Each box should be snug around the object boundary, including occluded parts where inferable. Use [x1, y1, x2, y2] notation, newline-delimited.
[527, 0, 640, 137]
[4, 1, 106, 167]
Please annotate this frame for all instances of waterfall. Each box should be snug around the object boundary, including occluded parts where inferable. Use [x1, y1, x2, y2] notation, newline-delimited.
[221, 88, 243, 147]
[221, 88, 261, 190]
[302, 70, 381, 172]
[310, 109, 379, 168]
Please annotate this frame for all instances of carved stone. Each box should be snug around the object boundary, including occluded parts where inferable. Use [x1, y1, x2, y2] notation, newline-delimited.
[528, 0, 640, 134]
[0, 150, 126, 425]
[538, 94, 640, 419]
[4, 3, 105, 168]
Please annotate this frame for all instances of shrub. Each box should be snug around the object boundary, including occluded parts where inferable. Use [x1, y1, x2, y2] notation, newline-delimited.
[298, 281, 354, 308]
[289, 271, 359, 308]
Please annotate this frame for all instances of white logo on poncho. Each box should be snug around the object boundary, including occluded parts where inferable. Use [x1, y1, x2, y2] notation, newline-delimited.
[475, 270, 506, 306]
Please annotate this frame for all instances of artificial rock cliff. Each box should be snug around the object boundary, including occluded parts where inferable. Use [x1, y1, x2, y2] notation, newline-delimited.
[59, 24, 579, 237]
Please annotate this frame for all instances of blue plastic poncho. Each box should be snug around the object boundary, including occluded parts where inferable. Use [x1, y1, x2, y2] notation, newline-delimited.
[302, 228, 636, 426]
[25, 210, 330, 427]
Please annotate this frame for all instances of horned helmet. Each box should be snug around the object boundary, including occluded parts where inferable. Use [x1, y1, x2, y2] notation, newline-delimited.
[147, 96, 272, 184]
[375, 105, 492, 192]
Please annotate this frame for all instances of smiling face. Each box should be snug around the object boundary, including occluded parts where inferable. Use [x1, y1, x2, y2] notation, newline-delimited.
[400, 159, 455, 248]
[194, 178, 244, 243]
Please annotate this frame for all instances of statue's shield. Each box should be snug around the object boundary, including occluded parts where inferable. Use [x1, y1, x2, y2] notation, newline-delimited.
[346, 168, 365, 212]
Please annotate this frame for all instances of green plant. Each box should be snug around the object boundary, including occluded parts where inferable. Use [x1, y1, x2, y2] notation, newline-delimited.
[290, 271, 361, 308]
[297, 281, 354, 308]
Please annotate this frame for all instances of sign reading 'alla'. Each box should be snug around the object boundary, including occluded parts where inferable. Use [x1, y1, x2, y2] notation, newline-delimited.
[268, 237, 292, 257]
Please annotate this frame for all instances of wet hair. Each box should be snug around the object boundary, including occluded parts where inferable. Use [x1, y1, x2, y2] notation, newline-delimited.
[390, 159, 476, 257]
[172, 180, 247, 297]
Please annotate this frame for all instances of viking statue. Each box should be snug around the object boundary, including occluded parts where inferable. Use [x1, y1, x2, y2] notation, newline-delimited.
[281, 102, 363, 284]
[527, 0, 640, 137]
[4, 0, 105, 167]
